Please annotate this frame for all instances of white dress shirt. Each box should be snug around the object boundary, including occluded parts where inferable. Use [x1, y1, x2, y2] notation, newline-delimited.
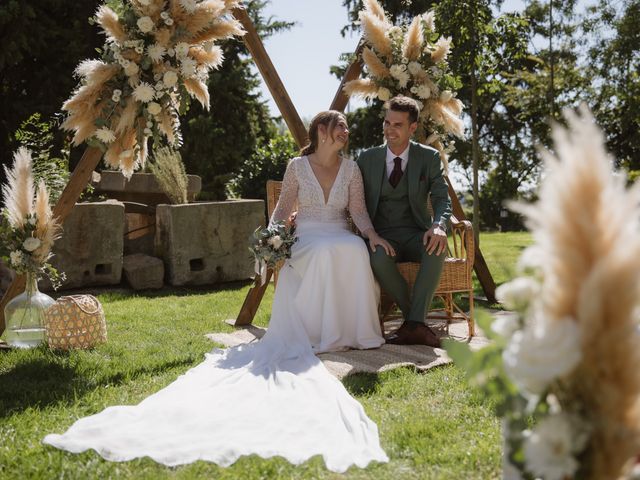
[385, 145, 410, 178]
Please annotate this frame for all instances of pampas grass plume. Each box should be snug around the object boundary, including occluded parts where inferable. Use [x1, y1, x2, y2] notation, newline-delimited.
[361, 47, 390, 79]
[96, 5, 128, 44]
[402, 16, 423, 61]
[359, 10, 392, 58]
[343, 79, 380, 99]
[364, 0, 386, 20]
[512, 106, 640, 479]
[2, 148, 34, 229]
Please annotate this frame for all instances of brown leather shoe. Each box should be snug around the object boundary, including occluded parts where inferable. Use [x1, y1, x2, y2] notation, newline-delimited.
[386, 322, 441, 348]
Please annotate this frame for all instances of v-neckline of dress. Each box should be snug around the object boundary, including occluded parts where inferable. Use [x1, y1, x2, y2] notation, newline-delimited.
[304, 155, 345, 206]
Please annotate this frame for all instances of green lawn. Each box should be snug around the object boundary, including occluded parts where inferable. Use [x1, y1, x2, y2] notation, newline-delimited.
[0, 232, 530, 479]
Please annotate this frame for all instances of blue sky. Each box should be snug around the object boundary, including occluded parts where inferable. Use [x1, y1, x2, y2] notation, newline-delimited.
[255, 0, 527, 120]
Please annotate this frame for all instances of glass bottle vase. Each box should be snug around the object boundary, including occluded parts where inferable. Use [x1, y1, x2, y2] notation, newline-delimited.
[4, 271, 55, 349]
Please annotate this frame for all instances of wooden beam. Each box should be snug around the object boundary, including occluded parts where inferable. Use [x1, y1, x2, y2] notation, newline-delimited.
[0, 146, 103, 335]
[232, 7, 307, 148]
[444, 177, 496, 303]
[233, 270, 273, 326]
[329, 39, 365, 112]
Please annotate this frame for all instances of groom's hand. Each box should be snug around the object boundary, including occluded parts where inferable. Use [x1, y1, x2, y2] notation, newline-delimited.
[423, 224, 447, 255]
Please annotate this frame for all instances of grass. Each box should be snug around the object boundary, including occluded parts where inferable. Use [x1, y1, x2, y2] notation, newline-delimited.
[0, 232, 530, 479]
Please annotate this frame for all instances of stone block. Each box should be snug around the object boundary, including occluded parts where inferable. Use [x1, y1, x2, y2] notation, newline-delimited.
[94, 171, 201, 206]
[44, 201, 125, 290]
[155, 200, 264, 286]
[123, 254, 164, 290]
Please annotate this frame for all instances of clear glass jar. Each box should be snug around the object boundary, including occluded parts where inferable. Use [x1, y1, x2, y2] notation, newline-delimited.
[4, 272, 55, 348]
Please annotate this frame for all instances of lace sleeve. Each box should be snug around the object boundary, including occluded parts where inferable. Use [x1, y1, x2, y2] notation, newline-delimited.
[269, 159, 298, 226]
[348, 164, 375, 237]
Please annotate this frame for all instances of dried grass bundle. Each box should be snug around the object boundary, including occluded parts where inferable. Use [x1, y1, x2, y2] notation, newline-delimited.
[359, 10, 392, 58]
[149, 147, 189, 204]
[343, 78, 380, 99]
[513, 107, 640, 479]
[183, 78, 210, 109]
[115, 98, 139, 134]
[362, 47, 390, 79]
[190, 18, 245, 44]
[158, 110, 176, 145]
[96, 5, 128, 44]
[154, 27, 173, 48]
[402, 17, 423, 61]
[2, 148, 34, 229]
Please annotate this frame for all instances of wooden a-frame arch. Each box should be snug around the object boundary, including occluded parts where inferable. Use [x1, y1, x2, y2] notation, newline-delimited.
[0, 8, 496, 335]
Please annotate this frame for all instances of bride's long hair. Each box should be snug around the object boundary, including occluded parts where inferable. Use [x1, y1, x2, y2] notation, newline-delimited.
[300, 111, 348, 156]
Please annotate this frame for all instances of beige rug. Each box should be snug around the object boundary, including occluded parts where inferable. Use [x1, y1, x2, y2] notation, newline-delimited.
[206, 312, 505, 380]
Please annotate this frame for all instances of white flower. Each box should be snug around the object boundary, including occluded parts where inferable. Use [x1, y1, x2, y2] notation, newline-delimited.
[135, 46, 144, 54]
[146, 121, 154, 128]
[23, 237, 41, 252]
[416, 84, 431, 99]
[167, 48, 175, 57]
[111, 89, 122, 102]
[133, 82, 155, 103]
[137, 16, 154, 34]
[144, 128, 152, 135]
[9, 250, 23, 267]
[179, 0, 198, 12]
[95, 127, 116, 144]
[268, 235, 284, 250]
[175, 42, 190, 58]
[377, 87, 391, 101]
[163, 70, 179, 87]
[180, 57, 197, 78]
[160, 11, 169, 19]
[27, 216, 37, 226]
[155, 81, 165, 92]
[147, 44, 166, 63]
[407, 61, 423, 76]
[503, 315, 582, 394]
[165, 17, 174, 26]
[389, 64, 407, 78]
[496, 277, 540, 311]
[388, 26, 403, 39]
[440, 90, 453, 102]
[523, 414, 584, 480]
[491, 313, 520, 339]
[124, 62, 140, 77]
[147, 102, 162, 115]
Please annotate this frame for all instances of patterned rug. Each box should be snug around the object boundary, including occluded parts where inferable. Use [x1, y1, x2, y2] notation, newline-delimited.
[206, 312, 506, 380]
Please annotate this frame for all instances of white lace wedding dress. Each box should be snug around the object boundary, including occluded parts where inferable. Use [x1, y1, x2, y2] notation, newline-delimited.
[43, 156, 388, 472]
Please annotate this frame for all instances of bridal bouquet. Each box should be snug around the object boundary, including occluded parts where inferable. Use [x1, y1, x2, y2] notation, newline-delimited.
[445, 107, 640, 479]
[344, 0, 464, 170]
[249, 221, 297, 285]
[62, 0, 245, 178]
[0, 148, 65, 289]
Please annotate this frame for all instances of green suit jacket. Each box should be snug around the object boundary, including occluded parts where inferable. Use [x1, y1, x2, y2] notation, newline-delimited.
[356, 141, 452, 230]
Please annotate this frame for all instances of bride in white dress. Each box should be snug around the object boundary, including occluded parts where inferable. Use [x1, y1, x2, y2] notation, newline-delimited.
[43, 111, 393, 473]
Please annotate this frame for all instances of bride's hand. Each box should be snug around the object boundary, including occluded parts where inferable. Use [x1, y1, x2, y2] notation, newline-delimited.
[368, 233, 395, 257]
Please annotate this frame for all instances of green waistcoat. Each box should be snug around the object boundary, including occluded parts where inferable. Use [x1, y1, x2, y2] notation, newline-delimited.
[373, 170, 418, 232]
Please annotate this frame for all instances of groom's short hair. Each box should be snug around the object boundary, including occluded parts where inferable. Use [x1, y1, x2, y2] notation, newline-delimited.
[385, 96, 420, 124]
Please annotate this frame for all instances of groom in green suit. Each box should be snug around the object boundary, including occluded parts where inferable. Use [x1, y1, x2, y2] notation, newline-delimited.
[357, 96, 451, 347]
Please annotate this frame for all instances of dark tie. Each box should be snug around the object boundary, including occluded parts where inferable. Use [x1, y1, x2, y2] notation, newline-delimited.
[389, 157, 403, 188]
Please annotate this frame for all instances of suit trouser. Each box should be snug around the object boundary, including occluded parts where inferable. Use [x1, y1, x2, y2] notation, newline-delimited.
[368, 228, 446, 324]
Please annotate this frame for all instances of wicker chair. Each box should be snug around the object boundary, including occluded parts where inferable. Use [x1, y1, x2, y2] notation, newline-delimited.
[266, 179, 475, 337]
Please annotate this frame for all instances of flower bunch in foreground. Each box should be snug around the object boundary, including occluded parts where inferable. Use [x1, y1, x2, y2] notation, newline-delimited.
[344, 0, 464, 170]
[249, 221, 297, 285]
[62, 0, 245, 178]
[446, 106, 640, 479]
[0, 148, 65, 289]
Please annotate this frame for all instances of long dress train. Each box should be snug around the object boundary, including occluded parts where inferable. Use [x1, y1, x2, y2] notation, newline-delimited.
[43, 156, 388, 472]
